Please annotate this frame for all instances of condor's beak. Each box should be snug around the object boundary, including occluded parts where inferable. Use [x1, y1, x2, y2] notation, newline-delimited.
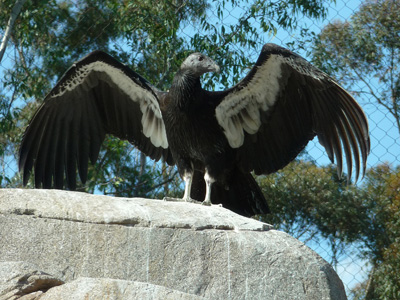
[203, 56, 220, 74]
[209, 62, 220, 74]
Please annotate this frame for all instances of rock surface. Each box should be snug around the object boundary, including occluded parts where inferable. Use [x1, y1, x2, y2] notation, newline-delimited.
[0, 189, 347, 299]
[37, 277, 206, 300]
[0, 261, 63, 300]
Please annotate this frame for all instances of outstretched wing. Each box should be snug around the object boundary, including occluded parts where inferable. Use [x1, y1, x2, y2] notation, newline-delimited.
[214, 43, 370, 181]
[19, 51, 173, 190]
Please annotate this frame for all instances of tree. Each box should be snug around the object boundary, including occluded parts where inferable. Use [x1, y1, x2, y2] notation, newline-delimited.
[359, 164, 400, 300]
[0, 0, 27, 63]
[0, 0, 330, 195]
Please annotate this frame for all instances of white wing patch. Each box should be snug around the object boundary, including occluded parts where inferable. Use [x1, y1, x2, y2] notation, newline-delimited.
[216, 55, 284, 148]
[51, 61, 168, 149]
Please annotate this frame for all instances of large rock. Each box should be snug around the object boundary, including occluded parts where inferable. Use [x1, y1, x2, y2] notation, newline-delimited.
[0, 189, 347, 299]
[35, 277, 206, 300]
[0, 262, 204, 300]
[0, 261, 63, 300]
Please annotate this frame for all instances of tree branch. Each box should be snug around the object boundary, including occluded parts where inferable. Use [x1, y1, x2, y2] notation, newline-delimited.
[389, 46, 400, 136]
[352, 67, 395, 113]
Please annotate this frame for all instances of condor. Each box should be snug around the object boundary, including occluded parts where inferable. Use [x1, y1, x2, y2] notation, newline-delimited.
[19, 43, 370, 217]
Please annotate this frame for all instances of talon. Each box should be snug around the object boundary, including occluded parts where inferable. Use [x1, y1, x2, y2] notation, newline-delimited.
[201, 199, 213, 206]
[186, 198, 201, 204]
[201, 201, 222, 208]
[163, 196, 201, 204]
[163, 197, 180, 202]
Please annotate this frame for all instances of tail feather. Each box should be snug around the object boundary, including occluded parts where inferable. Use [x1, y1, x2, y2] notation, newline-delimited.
[190, 169, 270, 217]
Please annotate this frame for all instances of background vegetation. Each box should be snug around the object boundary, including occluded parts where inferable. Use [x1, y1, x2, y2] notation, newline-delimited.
[1, 0, 399, 298]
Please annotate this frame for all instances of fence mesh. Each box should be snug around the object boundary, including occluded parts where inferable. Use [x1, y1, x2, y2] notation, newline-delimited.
[1, 0, 399, 298]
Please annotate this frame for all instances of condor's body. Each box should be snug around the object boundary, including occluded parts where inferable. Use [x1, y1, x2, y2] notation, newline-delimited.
[19, 44, 370, 216]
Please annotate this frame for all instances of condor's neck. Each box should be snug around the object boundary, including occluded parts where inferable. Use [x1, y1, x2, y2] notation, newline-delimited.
[170, 70, 202, 110]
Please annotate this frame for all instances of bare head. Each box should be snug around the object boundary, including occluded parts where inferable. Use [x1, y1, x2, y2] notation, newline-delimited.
[180, 53, 220, 76]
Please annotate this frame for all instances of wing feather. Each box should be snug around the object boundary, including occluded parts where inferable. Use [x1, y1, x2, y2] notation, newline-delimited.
[65, 110, 79, 190]
[77, 97, 90, 184]
[214, 43, 370, 181]
[54, 116, 68, 189]
[33, 110, 57, 188]
[19, 51, 172, 189]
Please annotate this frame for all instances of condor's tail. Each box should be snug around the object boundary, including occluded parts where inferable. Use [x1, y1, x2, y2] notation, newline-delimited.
[190, 168, 270, 217]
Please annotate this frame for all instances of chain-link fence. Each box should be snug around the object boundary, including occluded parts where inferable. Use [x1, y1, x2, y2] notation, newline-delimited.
[1, 0, 399, 299]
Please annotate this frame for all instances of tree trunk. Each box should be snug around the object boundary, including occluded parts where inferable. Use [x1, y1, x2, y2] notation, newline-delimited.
[0, 0, 27, 63]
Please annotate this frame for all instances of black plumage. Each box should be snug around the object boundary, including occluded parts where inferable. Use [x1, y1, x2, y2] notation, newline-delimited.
[19, 43, 370, 217]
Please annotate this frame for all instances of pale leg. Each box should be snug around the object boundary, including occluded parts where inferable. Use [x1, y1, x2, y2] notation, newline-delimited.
[182, 170, 193, 202]
[202, 171, 215, 205]
[163, 169, 199, 203]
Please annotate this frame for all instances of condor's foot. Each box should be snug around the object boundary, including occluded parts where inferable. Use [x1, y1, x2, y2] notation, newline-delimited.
[201, 199, 223, 207]
[163, 196, 201, 204]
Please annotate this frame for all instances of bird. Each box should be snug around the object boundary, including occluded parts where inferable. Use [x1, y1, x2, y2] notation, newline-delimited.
[19, 43, 370, 217]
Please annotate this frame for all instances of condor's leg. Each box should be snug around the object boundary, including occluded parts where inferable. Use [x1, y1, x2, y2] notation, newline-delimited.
[163, 162, 199, 203]
[202, 171, 215, 205]
[201, 168, 223, 208]
[182, 169, 194, 202]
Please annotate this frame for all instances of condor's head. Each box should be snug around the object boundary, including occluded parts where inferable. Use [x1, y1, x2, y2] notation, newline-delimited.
[179, 52, 220, 77]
